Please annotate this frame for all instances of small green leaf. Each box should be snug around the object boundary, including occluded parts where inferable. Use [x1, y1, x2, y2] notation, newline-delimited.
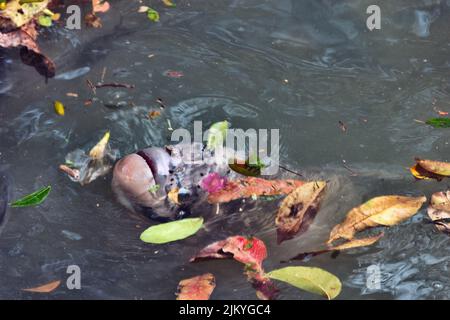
[206, 120, 229, 151]
[10, 186, 51, 208]
[140, 217, 203, 244]
[37, 14, 52, 27]
[148, 184, 161, 193]
[267, 266, 342, 300]
[147, 8, 160, 22]
[426, 118, 450, 128]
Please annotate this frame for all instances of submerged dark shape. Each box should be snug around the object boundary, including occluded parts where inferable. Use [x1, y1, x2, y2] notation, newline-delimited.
[112, 143, 235, 221]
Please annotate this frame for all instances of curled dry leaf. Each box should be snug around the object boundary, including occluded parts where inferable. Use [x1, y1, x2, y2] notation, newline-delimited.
[275, 181, 326, 244]
[190, 236, 279, 300]
[411, 158, 450, 180]
[85, 13, 102, 28]
[207, 177, 304, 204]
[176, 273, 215, 300]
[427, 191, 450, 234]
[167, 187, 180, 205]
[328, 195, 426, 244]
[23, 280, 61, 293]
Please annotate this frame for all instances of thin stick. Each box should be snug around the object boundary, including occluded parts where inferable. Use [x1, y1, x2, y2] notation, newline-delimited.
[279, 165, 303, 177]
[95, 82, 135, 89]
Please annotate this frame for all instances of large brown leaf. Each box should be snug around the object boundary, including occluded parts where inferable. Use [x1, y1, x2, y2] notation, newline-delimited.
[427, 191, 450, 234]
[328, 195, 426, 244]
[176, 273, 215, 300]
[275, 181, 326, 244]
[207, 177, 304, 204]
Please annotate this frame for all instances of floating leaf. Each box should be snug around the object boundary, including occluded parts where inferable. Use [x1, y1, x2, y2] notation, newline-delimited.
[89, 131, 110, 160]
[276, 181, 326, 244]
[10, 186, 51, 208]
[176, 273, 215, 300]
[207, 177, 304, 204]
[162, 0, 176, 7]
[37, 14, 52, 27]
[23, 280, 61, 293]
[148, 110, 161, 119]
[147, 8, 159, 22]
[148, 184, 160, 194]
[138, 5, 149, 13]
[84, 13, 102, 28]
[414, 158, 450, 177]
[426, 118, 450, 128]
[267, 266, 341, 300]
[54, 100, 64, 116]
[140, 217, 203, 244]
[427, 191, 450, 234]
[92, 0, 110, 13]
[0, 0, 50, 29]
[206, 120, 229, 151]
[328, 195, 426, 244]
[229, 157, 265, 177]
[191, 236, 278, 300]
[168, 187, 180, 204]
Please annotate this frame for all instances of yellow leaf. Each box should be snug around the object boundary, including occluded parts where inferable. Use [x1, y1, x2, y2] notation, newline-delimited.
[23, 280, 61, 293]
[328, 233, 383, 251]
[328, 195, 426, 244]
[54, 100, 65, 116]
[168, 187, 180, 204]
[89, 131, 110, 160]
[162, 0, 176, 7]
[415, 158, 450, 177]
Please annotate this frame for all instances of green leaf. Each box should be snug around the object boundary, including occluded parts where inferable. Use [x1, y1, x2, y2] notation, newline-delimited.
[148, 184, 161, 193]
[206, 120, 229, 151]
[37, 14, 52, 27]
[140, 217, 203, 244]
[426, 118, 450, 128]
[229, 157, 265, 177]
[146, 8, 159, 22]
[10, 186, 51, 208]
[267, 266, 342, 300]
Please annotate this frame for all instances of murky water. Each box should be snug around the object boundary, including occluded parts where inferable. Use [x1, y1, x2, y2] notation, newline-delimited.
[2, 0, 450, 299]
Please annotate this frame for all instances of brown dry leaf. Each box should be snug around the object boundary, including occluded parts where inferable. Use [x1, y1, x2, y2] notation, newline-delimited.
[275, 181, 326, 244]
[23, 280, 61, 293]
[85, 13, 102, 28]
[410, 164, 435, 180]
[414, 158, 450, 177]
[176, 273, 215, 300]
[168, 187, 180, 205]
[92, 0, 110, 13]
[427, 191, 450, 234]
[328, 195, 426, 244]
[148, 110, 161, 120]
